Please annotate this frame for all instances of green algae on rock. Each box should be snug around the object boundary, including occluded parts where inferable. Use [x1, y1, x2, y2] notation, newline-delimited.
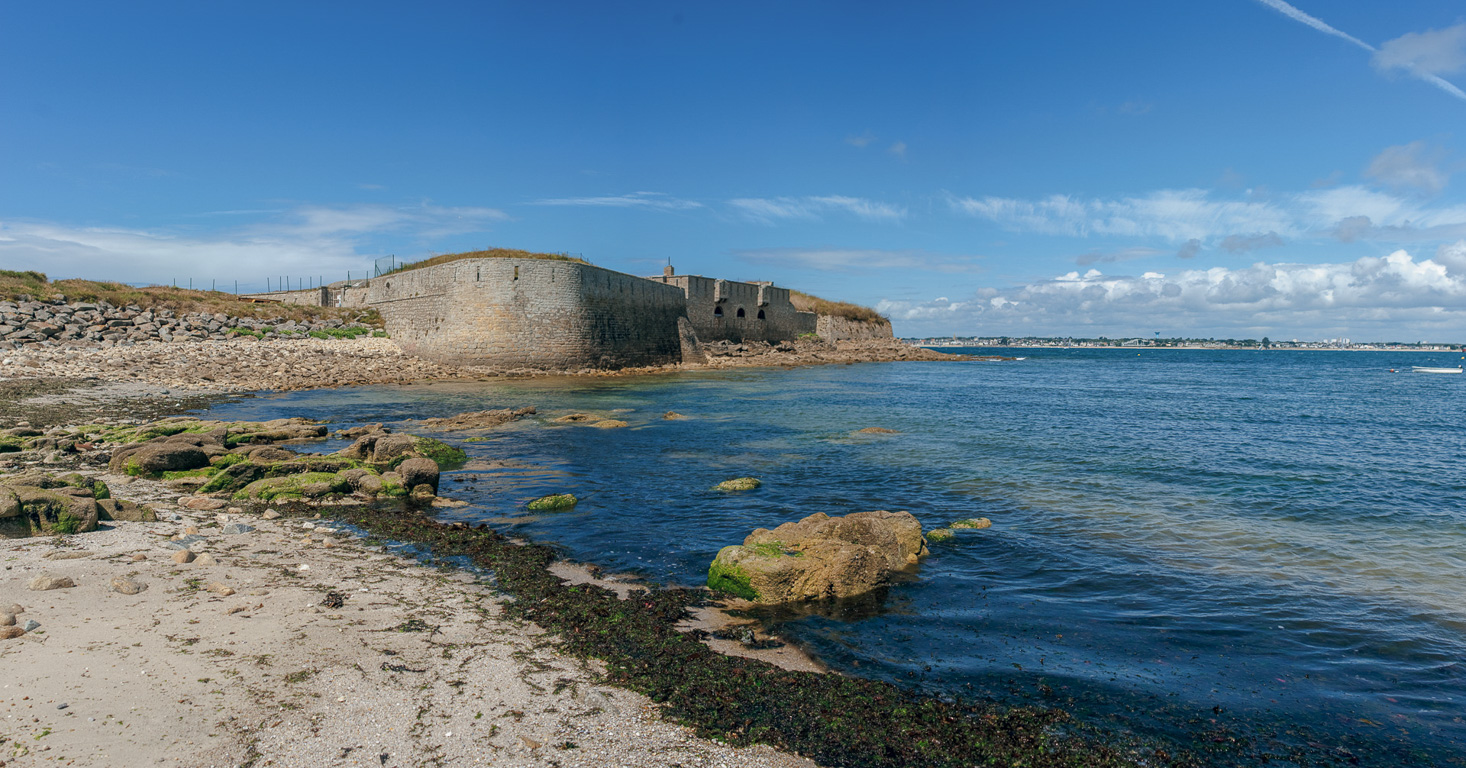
[925, 527, 956, 542]
[527, 493, 578, 511]
[950, 517, 992, 530]
[708, 511, 927, 604]
[713, 477, 761, 492]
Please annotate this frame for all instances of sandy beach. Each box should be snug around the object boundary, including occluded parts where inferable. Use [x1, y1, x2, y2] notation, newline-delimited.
[0, 468, 816, 768]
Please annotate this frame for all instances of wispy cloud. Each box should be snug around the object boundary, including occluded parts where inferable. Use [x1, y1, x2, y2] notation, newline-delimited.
[1364, 140, 1453, 195]
[1075, 247, 1165, 266]
[1219, 231, 1285, 253]
[952, 185, 1466, 245]
[728, 195, 907, 225]
[846, 131, 877, 148]
[734, 246, 980, 273]
[0, 202, 510, 287]
[949, 189, 1297, 242]
[1254, 1, 1466, 102]
[529, 192, 702, 211]
[888, 141, 908, 160]
[879, 244, 1466, 338]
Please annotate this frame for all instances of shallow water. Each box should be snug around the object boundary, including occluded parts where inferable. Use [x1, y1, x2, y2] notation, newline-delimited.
[204, 349, 1466, 764]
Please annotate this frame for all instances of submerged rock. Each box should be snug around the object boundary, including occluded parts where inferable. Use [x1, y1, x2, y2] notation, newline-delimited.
[713, 477, 761, 492]
[855, 427, 900, 434]
[707, 510, 929, 604]
[527, 493, 578, 511]
[420, 406, 535, 431]
[925, 528, 956, 543]
[950, 517, 992, 530]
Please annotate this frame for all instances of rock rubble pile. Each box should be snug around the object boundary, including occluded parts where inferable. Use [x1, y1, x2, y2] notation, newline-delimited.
[0, 297, 376, 349]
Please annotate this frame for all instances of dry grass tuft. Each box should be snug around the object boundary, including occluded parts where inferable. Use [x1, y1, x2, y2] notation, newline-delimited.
[381, 248, 587, 276]
[789, 289, 888, 324]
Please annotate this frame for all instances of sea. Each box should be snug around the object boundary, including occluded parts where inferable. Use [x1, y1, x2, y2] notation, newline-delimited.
[202, 348, 1466, 766]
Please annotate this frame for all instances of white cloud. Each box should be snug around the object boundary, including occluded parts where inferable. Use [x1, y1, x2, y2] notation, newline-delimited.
[888, 141, 907, 159]
[880, 247, 1466, 338]
[728, 196, 906, 224]
[846, 131, 876, 148]
[0, 203, 510, 288]
[734, 247, 980, 273]
[1364, 141, 1452, 195]
[954, 186, 1466, 245]
[950, 189, 1297, 242]
[1254, 1, 1466, 102]
[1373, 24, 1466, 76]
[529, 192, 702, 211]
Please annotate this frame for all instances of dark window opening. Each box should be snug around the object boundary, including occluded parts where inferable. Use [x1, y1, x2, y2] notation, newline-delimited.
[714, 306, 723, 317]
[513, 266, 519, 280]
[757, 309, 766, 319]
[736, 307, 746, 318]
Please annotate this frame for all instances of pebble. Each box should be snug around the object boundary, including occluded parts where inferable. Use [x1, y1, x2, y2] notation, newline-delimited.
[28, 574, 75, 591]
[221, 523, 255, 535]
[172, 550, 196, 564]
[194, 553, 218, 566]
[262, 510, 281, 520]
[0, 613, 12, 627]
[131, 553, 148, 562]
[0, 626, 23, 640]
[22, 620, 39, 632]
[3, 604, 23, 615]
[110, 577, 147, 595]
[205, 582, 235, 596]
[56, 703, 67, 710]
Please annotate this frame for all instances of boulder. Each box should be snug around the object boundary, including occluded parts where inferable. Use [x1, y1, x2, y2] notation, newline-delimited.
[707, 510, 929, 604]
[98, 498, 158, 522]
[109, 433, 218, 475]
[28, 574, 76, 591]
[370, 434, 420, 463]
[334, 432, 388, 461]
[397, 457, 439, 493]
[240, 445, 298, 463]
[6, 486, 99, 535]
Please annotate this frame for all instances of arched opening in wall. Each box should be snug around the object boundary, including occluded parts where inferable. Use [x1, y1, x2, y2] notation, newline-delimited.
[757, 309, 766, 320]
[736, 307, 746, 318]
[713, 306, 723, 317]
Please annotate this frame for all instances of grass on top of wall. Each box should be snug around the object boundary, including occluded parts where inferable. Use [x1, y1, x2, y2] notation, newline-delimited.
[0, 270, 382, 325]
[379, 248, 589, 277]
[789, 289, 889, 325]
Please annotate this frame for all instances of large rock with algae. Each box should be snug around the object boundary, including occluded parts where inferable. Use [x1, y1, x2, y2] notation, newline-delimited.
[707, 510, 929, 604]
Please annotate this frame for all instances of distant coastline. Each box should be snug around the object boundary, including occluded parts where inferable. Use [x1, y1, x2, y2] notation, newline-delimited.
[911, 339, 1464, 352]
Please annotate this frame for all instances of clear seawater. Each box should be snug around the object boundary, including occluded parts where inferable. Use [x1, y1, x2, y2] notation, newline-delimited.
[201, 349, 1466, 765]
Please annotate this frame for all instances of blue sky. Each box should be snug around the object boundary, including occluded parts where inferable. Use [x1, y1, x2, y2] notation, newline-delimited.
[3, 1, 1466, 340]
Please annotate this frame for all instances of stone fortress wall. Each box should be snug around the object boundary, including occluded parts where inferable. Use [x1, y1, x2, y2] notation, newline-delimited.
[645, 272, 816, 343]
[366, 257, 686, 369]
[243, 257, 886, 369]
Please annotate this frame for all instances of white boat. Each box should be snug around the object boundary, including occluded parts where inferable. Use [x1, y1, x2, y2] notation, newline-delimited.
[1412, 366, 1463, 374]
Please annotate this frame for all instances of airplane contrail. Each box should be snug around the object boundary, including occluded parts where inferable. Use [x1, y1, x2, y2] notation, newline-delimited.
[1254, 0, 1466, 103]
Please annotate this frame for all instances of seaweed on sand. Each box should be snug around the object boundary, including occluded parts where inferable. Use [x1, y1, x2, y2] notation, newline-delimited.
[322, 503, 1188, 768]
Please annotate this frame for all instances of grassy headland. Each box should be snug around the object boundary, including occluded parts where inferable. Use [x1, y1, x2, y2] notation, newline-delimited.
[789, 289, 889, 325]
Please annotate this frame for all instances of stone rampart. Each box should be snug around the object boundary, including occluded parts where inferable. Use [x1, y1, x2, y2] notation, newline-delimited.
[816, 315, 894, 342]
[241, 283, 369, 308]
[367, 258, 686, 369]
